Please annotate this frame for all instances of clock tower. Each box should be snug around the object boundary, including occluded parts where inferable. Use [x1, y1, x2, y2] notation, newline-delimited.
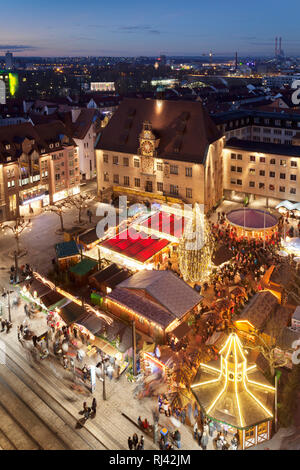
[138, 121, 156, 157]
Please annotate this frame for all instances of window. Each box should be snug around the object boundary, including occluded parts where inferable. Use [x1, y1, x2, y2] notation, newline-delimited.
[124, 176, 130, 186]
[259, 170, 265, 176]
[55, 174, 60, 181]
[113, 174, 119, 184]
[270, 158, 276, 165]
[170, 184, 179, 195]
[231, 166, 236, 172]
[269, 171, 275, 178]
[157, 162, 163, 171]
[263, 128, 271, 134]
[157, 182, 163, 192]
[237, 154, 243, 160]
[250, 155, 256, 162]
[134, 158, 140, 168]
[285, 130, 293, 136]
[113, 156, 119, 165]
[280, 160, 287, 167]
[231, 153, 237, 160]
[237, 179, 242, 185]
[285, 140, 292, 145]
[170, 165, 178, 175]
[103, 154, 108, 163]
[275, 120, 281, 126]
[291, 161, 297, 167]
[249, 181, 255, 187]
[123, 157, 129, 167]
[291, 174, 297, 181]
[279, 186, 285, 192]
[259, 182, 265, 189]
[185, 167, 192, 177]
[134, 178, 140, 188]
[280, 173, 286, 179]
[103, 172, 109, 182]
[230, 179, 236, 185]
[269, 184, 275, 191]
[237, 167, 242, 173]
[260, 157, 266, 163]
[263, 137, 271, 143]
[249, 168, 255, 174]
[291, 188, 297, 194]
[186, 188, 192, 199]
[274, 129, 282, 135]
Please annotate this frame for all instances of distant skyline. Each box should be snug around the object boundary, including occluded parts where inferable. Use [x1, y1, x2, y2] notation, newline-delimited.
[1, 0, 300, 57]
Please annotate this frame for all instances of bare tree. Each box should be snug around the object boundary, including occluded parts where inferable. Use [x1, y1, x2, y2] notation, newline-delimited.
[44, 200, 72, 232]
[68, 193, 95, 224]
[0, 217, 32, 255]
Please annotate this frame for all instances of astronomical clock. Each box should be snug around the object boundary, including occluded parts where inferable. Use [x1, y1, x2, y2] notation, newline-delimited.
[139, 121, 157, 175]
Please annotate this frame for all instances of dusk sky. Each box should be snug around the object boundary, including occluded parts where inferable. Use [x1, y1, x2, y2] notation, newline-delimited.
[1, 0, 300, 57]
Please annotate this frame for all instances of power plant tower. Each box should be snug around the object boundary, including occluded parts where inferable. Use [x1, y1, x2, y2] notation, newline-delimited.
[275, 37, 278, 57]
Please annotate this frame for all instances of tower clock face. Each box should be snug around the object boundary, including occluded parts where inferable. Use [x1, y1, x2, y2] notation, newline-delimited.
[141, 140, 153, 155]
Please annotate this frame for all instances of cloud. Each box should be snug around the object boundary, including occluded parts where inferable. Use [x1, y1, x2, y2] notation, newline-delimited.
[0, 44, 37, 52]
[118, 25, 161, 34]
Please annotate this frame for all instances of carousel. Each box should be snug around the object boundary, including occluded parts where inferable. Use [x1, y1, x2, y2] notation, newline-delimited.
[191, 333, 275, 449]
[226, 208, 278, 238]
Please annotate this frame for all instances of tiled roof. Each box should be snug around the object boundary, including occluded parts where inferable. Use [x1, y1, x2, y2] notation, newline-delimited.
[118, 270, 202, 318]
[55, 240, 80, 259]
[96, 98, 222, 164]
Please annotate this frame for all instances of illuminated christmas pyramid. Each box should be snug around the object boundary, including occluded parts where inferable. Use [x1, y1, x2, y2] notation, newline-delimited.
[191, 333, 275, 434]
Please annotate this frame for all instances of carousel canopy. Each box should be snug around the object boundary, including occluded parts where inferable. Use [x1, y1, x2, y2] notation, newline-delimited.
[192, 333, 275, 430]
[226, 209, 277, 231]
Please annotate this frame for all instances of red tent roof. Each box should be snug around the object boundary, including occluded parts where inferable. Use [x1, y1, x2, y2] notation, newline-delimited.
[100, 227, 170, 263]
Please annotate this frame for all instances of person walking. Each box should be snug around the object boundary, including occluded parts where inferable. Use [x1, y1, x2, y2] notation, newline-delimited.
[173, 429, 181, 449]
[193, 421, 198, 440]
[6, 321, 12, 334]
[132, 433, 139, 450]
[201, 431, 208, 450]
[138, 435, 144, 450]
[128, 436, 133, 450]
[91, 397, 97, 415]
[1, 319, 6, 332]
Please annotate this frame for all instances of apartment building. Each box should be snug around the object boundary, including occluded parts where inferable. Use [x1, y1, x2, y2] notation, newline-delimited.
[213, 110, 300, 145]
[223, 138, 300, 206]
[96, 98, 224, 212]
[0, 121, 79, 221]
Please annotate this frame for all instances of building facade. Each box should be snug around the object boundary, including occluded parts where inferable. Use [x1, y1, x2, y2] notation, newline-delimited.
[96, 98, 224, 211]
[0, 121, 79, 221]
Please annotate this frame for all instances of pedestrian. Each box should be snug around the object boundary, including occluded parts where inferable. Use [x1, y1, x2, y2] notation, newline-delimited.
[193, 421, 198, 440]
[201, 431, 208, 450]
[32, 335, 38, 347]
[180, 408, 186, 424]
[138, 435, 144, 450]
[91, 397, 97, 415]
[173, 429, 181, 449]
[132, 433, 139, 450]
[128, 436, 133, 450]
[84, 406, 91, 421]
[6, 321, 12, 334]
[1, 319, 6, 332]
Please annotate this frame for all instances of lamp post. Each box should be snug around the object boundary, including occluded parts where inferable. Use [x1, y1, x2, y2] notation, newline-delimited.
[102, 359, 107, 401]
[132, 320, 137, 376]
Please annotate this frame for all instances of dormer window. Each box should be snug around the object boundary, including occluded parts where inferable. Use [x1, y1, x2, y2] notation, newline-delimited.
[55, 142, 60, 147]
[49, 144, 54, 149]
[5, 144, 10, 150]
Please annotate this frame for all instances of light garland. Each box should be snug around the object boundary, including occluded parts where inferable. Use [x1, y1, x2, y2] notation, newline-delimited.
[178, 204, 215, 283]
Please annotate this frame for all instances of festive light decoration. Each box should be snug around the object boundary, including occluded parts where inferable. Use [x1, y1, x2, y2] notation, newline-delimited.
[178, 204, 215, 283]
[191, 333, 275, 428]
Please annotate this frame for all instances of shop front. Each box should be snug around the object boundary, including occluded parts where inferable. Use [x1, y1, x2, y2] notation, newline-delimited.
[19, 187, 50, 216]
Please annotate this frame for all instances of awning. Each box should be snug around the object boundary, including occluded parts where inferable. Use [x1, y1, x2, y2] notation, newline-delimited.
[26, 279, 52, 298]
[59, 301, 84, 326]
[92, 335, 120, 358]
[40, 291, 67, 310]
[276, 200, 300, 211]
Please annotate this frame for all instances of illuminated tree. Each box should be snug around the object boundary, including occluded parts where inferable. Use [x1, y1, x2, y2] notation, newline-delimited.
[68, 193, 95, 224]
[178, 204, 215, 284]
[44, 200, 71, 232]
[0, 217, 32, 255]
